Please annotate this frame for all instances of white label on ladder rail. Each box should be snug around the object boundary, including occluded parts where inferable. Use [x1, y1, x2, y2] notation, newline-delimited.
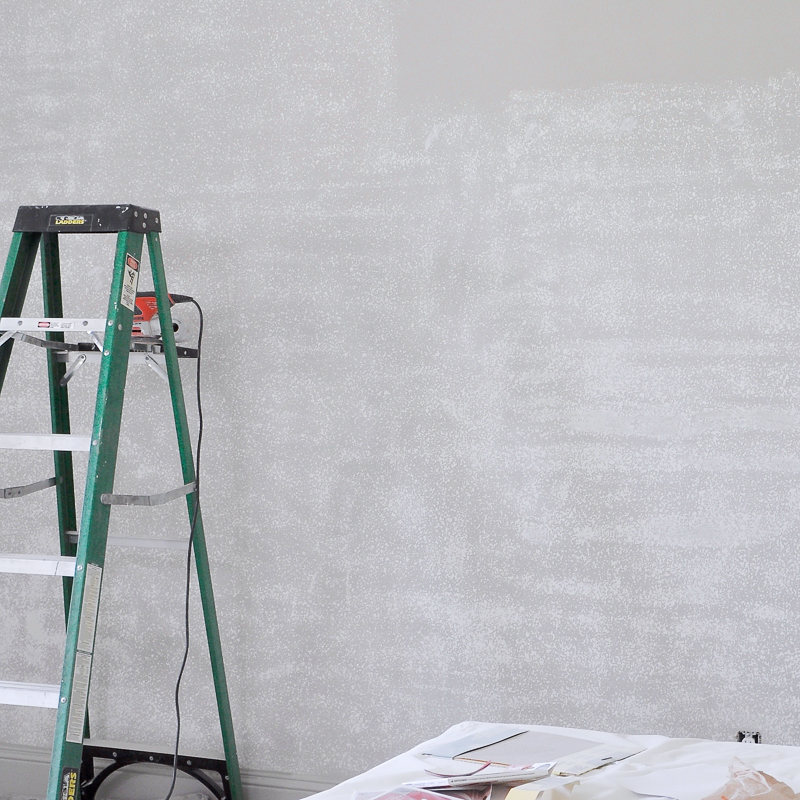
[76, 564, 102, 654]
[0, 433, 91, 451]
[66, 651, 92, 743]
[0, 680, 60, 708]
[0, 317, 107, 332]
[0, 554, 76, 576]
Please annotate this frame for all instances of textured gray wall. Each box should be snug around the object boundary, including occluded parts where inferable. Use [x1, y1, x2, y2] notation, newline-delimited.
[3, 0, 800, 783]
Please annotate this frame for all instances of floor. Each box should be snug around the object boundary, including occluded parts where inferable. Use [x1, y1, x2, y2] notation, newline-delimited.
[0, 794, 211, 800]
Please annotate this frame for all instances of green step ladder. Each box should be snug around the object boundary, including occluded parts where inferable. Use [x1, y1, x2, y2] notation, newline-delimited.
[0, 205, 242, 800]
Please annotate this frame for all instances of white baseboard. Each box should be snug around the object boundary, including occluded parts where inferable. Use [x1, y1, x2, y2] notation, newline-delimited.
[0, 741, 342, 800]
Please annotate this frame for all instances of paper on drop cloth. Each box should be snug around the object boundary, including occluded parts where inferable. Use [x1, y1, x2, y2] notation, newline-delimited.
[354, 788, 494, 800]
[405, 762, 556, 789]
[452, 731, 598, 767]
[437, 786, 493, 800]
[419, 759, 496, 778]
[618, 745, 800, 800]
[503, 774, 581, 800]
[630, 794, 680, 800]
[423, 726, 531, 760]
[699, 758, 799, 800]
[365, 786, 467, 800]
[554, 743, 645, 776]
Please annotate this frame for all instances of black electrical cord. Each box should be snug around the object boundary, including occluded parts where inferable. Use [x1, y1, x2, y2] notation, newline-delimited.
[162, 298, 204, 800]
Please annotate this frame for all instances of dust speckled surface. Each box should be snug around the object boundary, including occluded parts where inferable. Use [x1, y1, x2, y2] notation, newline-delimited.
[2, 0, 800, 782]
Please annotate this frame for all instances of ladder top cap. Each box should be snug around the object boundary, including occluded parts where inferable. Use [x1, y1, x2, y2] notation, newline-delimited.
[13, 205, 162, 233]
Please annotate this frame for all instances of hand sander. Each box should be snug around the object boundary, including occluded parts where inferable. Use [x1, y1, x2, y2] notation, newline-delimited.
[132, 292, 193, 343]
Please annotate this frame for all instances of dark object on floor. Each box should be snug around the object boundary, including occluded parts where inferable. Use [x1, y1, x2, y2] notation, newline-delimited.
[80, 743, 228, 799]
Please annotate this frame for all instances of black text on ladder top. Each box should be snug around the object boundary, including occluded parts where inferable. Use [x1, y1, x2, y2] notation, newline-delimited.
[0, 206, 242, 800]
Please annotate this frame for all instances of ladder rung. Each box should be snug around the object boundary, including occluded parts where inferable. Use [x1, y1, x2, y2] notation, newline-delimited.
[0, 680, 60, 708]
[66, 532, 188, 551]
[0, 317, 107, 332]
[0, 433, 91, 451]
[0, 554, 76, 576]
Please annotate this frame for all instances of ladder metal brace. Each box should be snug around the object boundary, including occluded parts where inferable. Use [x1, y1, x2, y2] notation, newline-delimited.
[1, 475, 57, 499]
[100, 481, 196, 507]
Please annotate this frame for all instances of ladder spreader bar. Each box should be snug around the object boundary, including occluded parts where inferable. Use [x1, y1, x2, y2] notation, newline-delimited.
[13, 332, 83, 352]
[0, 554, 76, 576]
[101, 481, 196, 507]
[0, 433, 91, 451]
[0, 317, 107, 332]
[57, 350, 199, 364]
[1, 475, 57, 499]
[0, 681, 60, 708]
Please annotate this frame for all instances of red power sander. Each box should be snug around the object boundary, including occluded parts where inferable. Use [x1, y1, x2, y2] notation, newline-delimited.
[132, 292, 192, 343]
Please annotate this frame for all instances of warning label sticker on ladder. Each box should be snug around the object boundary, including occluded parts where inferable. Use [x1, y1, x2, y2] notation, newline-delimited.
[65, 650, 92, 743]
[65, 563, 102, 744]
[77, 563, 102, 654]
[120, 253, 140, 311]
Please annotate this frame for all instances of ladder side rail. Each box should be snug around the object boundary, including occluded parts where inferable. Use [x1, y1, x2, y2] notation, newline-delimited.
[40, 233, 81, 619]
[0, 232, 41, 392]
[147, 231, 244, 800]
[46, 231, 143, 800]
